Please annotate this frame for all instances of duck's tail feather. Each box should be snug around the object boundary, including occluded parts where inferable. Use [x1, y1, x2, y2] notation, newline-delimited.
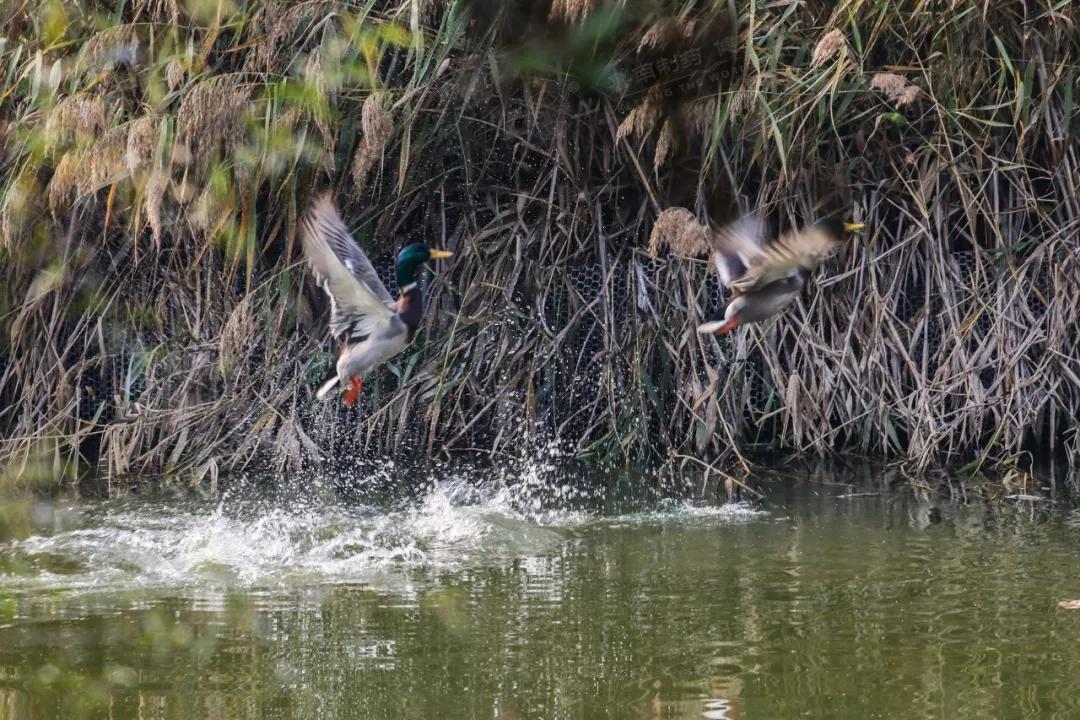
[316, 375, 340, 400]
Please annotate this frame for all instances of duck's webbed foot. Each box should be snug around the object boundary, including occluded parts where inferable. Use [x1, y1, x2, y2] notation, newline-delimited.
[697, 316, 740, 335]
[343, 376, 364, 407]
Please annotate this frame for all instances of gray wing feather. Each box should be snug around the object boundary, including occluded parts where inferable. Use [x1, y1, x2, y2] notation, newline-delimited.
[306, 194, 394, 304]
[709, 214, 766, 288]
[729, 224, 840, 295]
[301, 195, 395, 339]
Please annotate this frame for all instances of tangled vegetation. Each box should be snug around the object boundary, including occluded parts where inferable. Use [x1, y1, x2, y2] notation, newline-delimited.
[0, 0, 1078, 488]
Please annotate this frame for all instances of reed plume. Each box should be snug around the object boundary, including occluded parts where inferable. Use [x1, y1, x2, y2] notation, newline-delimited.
[870, 73, 921, 107]
[351, 92, 394, 192]
[812, 28, 846, 66]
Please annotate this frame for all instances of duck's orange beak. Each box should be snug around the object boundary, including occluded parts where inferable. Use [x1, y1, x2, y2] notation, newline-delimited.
[429, 249, 453, 260]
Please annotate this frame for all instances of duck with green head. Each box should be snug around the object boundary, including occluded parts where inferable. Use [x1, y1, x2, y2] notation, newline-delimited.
[697, 214, 864, 335]
[301, 194, 453, 406]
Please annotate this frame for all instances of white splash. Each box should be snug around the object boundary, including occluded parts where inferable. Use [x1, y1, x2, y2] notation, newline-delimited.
[0, 460, 764, 595]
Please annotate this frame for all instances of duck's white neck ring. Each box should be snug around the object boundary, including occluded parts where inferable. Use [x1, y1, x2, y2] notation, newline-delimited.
[399, 282, 418, 294]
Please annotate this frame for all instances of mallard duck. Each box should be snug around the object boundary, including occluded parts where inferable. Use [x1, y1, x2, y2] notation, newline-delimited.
[301, 194, 453, 406]
[697, 215, 863, 335]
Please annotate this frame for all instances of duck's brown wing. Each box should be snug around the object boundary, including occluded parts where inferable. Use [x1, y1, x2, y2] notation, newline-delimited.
[728, 224, 841, 295]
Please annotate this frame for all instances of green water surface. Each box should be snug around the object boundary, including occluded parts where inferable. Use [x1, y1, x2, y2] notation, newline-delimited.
[1, 475, 1079, 719]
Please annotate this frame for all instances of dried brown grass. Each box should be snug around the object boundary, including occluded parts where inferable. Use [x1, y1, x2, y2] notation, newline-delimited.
[653, 118, 677, 167]
[144, 170, 165, 245]
[638, 16, 693, 52]
[175, 77, 251, 171]
[248, 0, 336, 73]
[165, 58, 185, 91]
[812, 28, 847, 66]
[79, 24, 140, 73]
[45, 94, 109, 151]
[133, 0, 179, 24]
[0, 168, 39, 249]
[124, 116, 159, 176]
[675, 97, 717, 137]
[351, 92, 395, 191]
[870, 72, 920, 107]
[0, 0, 1077, 488]
[48, 128, 126, 208]
[549, 0, 601, 23]
[616, 89, 662, 143]
[648, 207, 710, 258]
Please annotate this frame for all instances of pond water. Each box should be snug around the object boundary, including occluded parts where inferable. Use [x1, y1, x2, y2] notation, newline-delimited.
[1, 467, 1080, 719]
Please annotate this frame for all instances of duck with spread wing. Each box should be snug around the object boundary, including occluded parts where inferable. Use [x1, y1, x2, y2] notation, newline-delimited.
[301, 194, 453, 406]
[698, 215, 863, 335]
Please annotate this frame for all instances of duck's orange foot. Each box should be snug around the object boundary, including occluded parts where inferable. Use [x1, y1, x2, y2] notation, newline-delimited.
[713, 317, 740, 335]
[697, 317, 740, 335]
[342, 376, 363, 407]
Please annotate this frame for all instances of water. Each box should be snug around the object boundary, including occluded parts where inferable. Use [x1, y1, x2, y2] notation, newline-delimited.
[2, 469, 1080, 719]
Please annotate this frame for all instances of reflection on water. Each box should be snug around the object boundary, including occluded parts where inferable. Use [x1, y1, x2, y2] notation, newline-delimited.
[1, 469, 1080, 719]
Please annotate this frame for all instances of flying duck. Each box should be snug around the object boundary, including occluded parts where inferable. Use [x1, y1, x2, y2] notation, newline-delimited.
[698, 215, 862, 335]
[301, 194, 453, 406]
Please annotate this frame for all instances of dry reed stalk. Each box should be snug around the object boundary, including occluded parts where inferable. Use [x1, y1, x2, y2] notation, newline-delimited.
[165, 58, 185, 91]
[144, 170, 165, 245]
[46, 151, 85, 208]
[47, 129, 125, 208]
[0, 167, 39, 248]
[638, 16, 694, 52]
[133, 0, 179, 24]
[728, 83, 755, 117]
[249, 0, 336, 73]
[653, 118, 677, 168]
[304, 50, 336, 145]
[0, 0, 1076, 485]
[676, 97, 717, 137]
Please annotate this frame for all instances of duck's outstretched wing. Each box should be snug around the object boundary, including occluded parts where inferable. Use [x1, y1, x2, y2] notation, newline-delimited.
[727, 222, 841, 295]
[301, 194, 395, 339]
[709, 214, 766, 289]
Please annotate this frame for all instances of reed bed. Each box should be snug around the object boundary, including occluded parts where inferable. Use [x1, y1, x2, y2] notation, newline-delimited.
[0, 0, 1077, 487]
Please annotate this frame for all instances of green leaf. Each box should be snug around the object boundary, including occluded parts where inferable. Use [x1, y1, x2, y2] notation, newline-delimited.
[378, 22, 413, 48]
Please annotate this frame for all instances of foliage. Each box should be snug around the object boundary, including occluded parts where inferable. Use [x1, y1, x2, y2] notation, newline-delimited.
[0, 0, 1078, 485]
